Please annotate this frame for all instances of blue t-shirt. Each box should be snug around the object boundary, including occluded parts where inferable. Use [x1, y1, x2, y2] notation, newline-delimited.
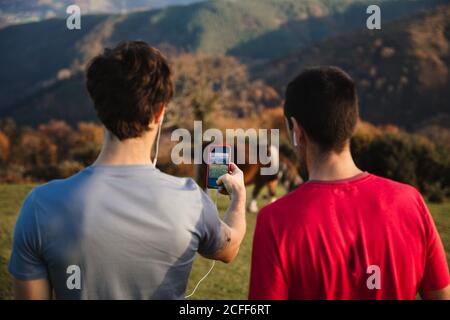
[9, 165, 223, 299]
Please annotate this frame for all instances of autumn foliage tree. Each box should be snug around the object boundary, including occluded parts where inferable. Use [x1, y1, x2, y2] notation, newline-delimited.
[0, 130, 9, 164]
[0, 118, 104, 182]
[171, 54, 281, 129]
[352, 123, 450, 202]
[0, 116, 448, 204]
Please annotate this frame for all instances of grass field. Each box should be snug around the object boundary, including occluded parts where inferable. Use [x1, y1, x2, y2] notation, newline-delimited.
[0, 184, 449, 300]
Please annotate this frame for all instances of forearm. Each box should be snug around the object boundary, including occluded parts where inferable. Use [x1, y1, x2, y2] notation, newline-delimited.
[211, 192, 246, 263]
[210, 163, 246, 263]
[223, 192, 246, 244]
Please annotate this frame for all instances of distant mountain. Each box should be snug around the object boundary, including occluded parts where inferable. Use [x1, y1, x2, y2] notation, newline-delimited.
[0, 0, 206, 28]
[257, 4, 450, 130]
[0, 0, 448, 126]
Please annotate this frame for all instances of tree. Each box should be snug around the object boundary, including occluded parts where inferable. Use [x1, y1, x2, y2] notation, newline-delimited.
[359, 133, 418, 185]
[0, 130, 9, 163]
[171, 53, 281, 129]
[70, 122, 103, 166]
[38, 120, 74, 160]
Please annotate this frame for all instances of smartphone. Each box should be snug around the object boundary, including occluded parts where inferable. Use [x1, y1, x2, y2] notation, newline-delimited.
[206, 145, 231, 189]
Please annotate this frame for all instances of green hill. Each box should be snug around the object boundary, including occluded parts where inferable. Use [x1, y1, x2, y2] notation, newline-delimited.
[258, 4, 450, 130]
[0, 0, 448, 126]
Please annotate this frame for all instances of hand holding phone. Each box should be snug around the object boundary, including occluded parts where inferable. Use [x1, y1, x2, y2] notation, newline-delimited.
[216, 163, 245, 197]
[206, 145, 245, 199]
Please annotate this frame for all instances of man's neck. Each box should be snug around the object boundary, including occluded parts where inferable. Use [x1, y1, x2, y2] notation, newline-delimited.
[307, 147, 362, 182]
[93, 130, 156, 166]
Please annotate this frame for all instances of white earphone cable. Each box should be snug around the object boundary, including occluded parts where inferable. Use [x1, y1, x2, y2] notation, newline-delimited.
[184, 261, 216, 299]
[152, 116, 163, 167]
[185, 189, 219, 299]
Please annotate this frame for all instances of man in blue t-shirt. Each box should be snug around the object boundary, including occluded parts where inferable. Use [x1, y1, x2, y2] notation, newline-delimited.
[9, 41, 246, 299]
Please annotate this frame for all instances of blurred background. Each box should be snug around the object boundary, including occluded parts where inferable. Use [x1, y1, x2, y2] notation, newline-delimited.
[0, 0, 449, 299]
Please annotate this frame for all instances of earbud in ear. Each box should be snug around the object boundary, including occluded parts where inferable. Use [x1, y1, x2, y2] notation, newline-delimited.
[293, 131, 298, 147]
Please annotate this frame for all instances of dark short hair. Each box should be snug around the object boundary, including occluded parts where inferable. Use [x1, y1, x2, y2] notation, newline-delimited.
[284, 66, 359, 152]
[86, 41, 173, 140]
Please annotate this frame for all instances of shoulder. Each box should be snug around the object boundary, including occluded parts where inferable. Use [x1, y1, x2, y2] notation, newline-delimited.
[154, 172, 217, 224]
[33, 179, 68, 196]
[153, 171, 210, 209]
[14, 188, 44, 234]
[17, 188, 38, 216]
[257, 184, 310, 223]
[367, 174, 423, 202]
[368, 174, 416, 190]
[31, 169, 87, 204]
[154, 170, 201, 192]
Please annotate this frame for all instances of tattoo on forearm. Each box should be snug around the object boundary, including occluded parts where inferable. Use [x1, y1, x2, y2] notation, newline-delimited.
[219, 223, 232, 251]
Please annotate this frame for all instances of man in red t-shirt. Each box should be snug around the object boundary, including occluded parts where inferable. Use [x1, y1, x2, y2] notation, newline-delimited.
[249, 67, 449, 300]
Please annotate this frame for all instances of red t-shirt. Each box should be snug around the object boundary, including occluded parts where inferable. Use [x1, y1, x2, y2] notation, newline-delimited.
[249, 173, 449, 299]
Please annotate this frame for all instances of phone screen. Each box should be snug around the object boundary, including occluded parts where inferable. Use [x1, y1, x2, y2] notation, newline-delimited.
[207, 145, 231, 189]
